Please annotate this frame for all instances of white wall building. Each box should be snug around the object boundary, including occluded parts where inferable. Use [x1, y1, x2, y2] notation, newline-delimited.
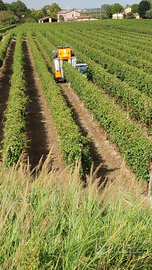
[112, 13, 124, 19]
[124, 6, 131, 15]
[38, 16, 57, 23]
[57, 9, 80, 22]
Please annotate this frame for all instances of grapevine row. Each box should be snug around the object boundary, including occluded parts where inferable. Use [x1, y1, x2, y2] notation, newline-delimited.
[63, 61, 152, 181]
[33, 29, 152, 180]
[93, 19, 152, 35]
[0, 31, 14, 67]
[46, 28, 152, 95]
[59, 19, 152, 41]
[67, 28, 152, 74]
[82, 26, 152, 51]
[0, 24, 18, 33]
[43, 31, 152, 126]
[2, 32, 27, 166]
[27, 32, 92, 174]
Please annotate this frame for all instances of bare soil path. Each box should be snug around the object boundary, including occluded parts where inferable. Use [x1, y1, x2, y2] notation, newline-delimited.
[60, 83, 146, 190]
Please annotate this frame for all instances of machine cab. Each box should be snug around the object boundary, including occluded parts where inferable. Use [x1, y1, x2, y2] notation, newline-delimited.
[75, 63, 88, 79]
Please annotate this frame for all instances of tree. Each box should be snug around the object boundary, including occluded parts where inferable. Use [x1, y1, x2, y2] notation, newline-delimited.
[138, 0, 150, 18]
[126, 12, 135, 18]
[111, 3, 124, 14]
[30, 9, 45, 22]
[59, 15, 64, 21]
[23, 16, 36, 23]
[0, 0, 6, 11]
[42, 3, 61, 18]
[131, 3, 139, 13]
[101, 4, 108, 13]
[145, 8, 152, 17]
[105, 4, 112, 18]
[11, 0, 27, 18]
[5, 3, 15, 12]
[0, 10, 19, 24]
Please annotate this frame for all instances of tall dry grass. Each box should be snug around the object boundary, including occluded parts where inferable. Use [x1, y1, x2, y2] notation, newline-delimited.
[0, 156, 152, 269]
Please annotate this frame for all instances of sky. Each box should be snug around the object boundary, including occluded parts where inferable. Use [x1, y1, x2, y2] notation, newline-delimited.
[5, 0, 139, 10]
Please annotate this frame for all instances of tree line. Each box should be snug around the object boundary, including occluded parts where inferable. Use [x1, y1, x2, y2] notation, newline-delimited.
[0, 0, 61, 25]
[0, 0, 152, 26]
[101, 1, 152, 19]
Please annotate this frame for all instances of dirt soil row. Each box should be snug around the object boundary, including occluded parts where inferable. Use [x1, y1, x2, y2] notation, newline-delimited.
[60, 83, 136, 185]
[0, 38, 148, 193]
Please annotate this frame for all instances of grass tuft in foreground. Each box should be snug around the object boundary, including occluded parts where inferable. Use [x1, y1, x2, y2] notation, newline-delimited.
[0, 156, 152, 269]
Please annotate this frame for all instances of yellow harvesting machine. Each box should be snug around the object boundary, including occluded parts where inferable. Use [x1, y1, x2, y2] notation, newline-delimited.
[52, 45, 88, 82]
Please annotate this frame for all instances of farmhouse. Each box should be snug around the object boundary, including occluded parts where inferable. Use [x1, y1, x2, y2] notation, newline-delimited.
[38, 16, 57, 23]
[112, 13, 124, 19]
[134, 13, 140, 19]
[57, 9, 80, 22]
[124, 5, 131, 15]
[112, 5, 140, 19]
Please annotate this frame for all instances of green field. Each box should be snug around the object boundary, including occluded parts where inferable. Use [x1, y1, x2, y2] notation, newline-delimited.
[1, 19, 152, 181]
[1, 20, 152, 269]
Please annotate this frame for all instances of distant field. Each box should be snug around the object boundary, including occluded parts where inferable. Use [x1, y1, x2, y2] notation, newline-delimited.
[80, 11, 101, 19]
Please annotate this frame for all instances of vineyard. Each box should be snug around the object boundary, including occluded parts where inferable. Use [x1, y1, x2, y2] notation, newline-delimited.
[0, 20, 152, 182]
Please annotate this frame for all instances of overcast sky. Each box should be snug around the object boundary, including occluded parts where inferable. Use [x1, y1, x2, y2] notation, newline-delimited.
[5, 0, 139, 10]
